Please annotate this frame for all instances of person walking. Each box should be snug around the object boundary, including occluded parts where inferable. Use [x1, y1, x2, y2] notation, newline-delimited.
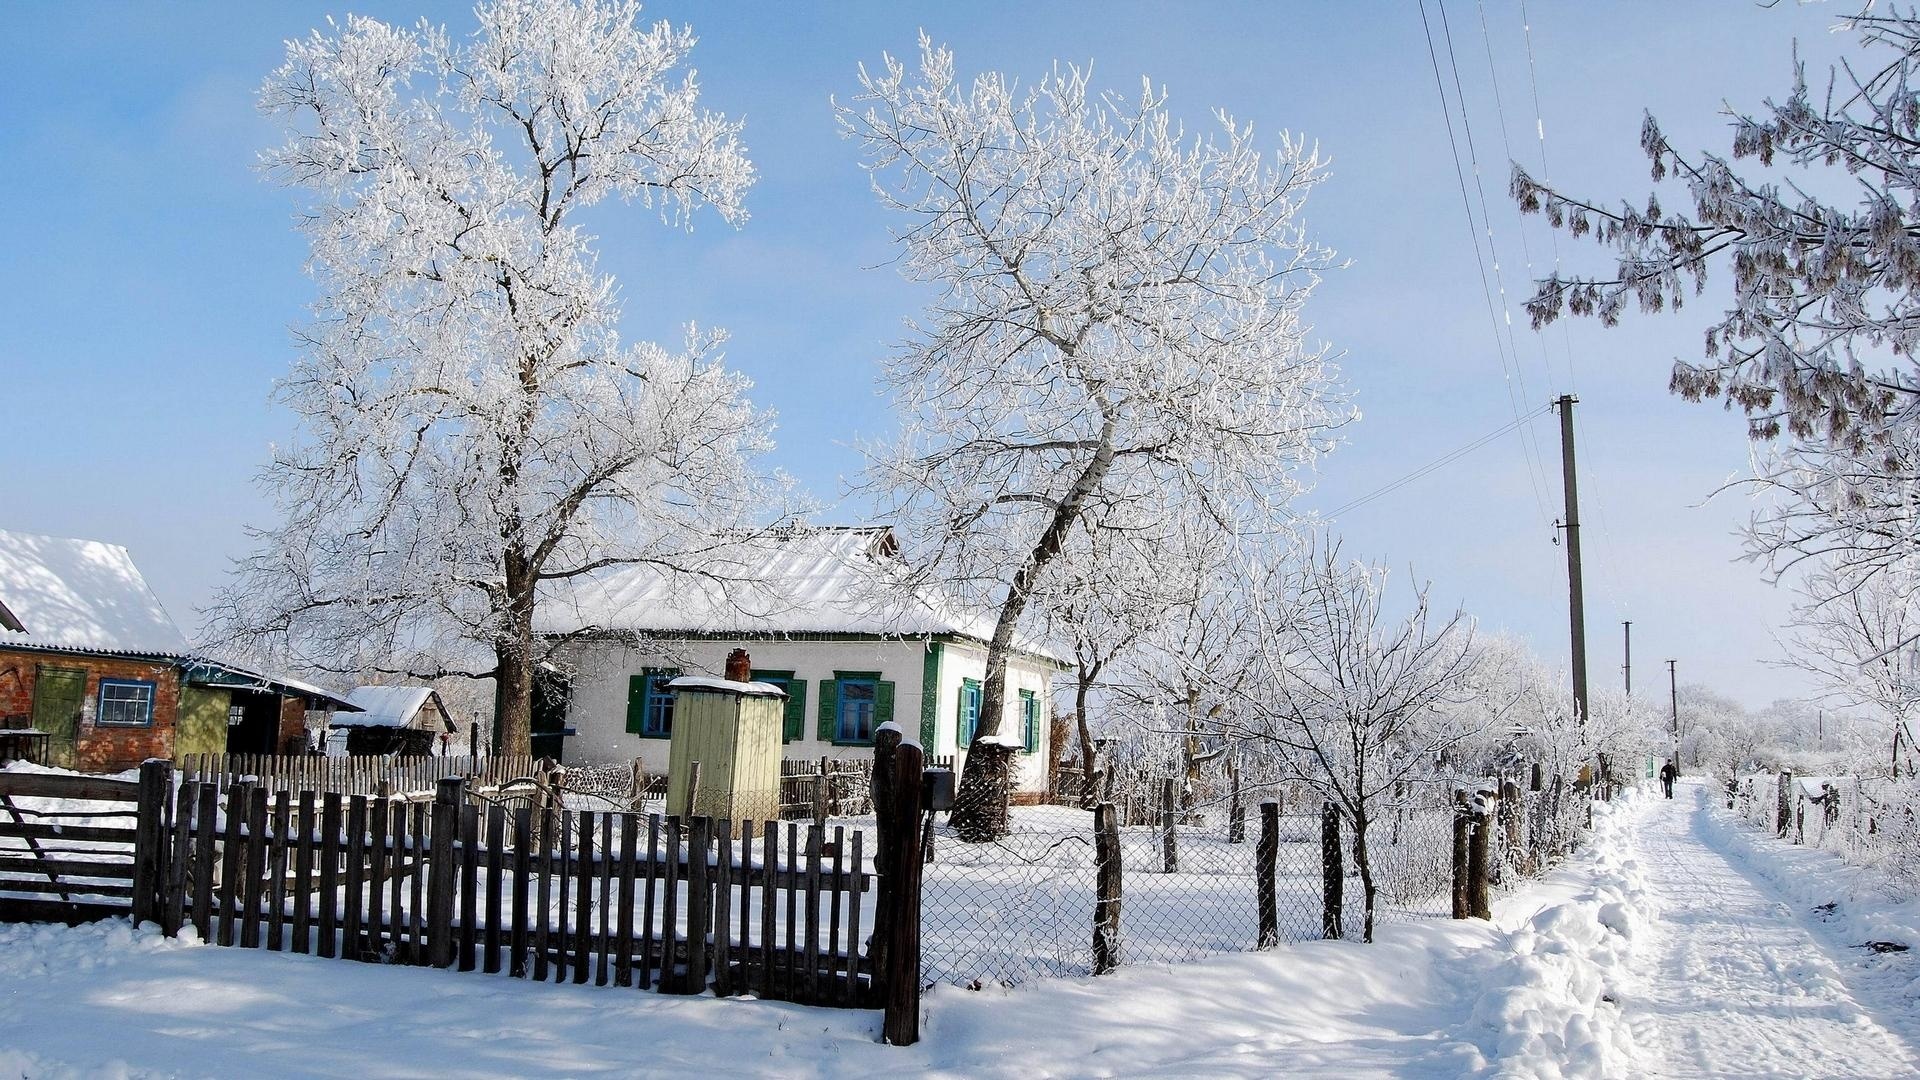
[1659, 759, 1677, 799]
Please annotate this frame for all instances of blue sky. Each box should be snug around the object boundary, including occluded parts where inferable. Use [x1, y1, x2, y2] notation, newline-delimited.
[0, 2, 1863, 708]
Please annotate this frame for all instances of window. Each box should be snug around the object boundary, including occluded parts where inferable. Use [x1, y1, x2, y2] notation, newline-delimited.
[227, 705, 246, 727]
[957, 678, 982, 746]
[625, 668, 680, 738]
[1020, 689, 1041, 754]
[819, 671, 893, 745]
[97, 679, 155, 727]
[836, 678, 878, 744]
[750, 669, 807, 743]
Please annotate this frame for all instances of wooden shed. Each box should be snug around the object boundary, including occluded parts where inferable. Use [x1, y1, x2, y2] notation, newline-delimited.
[664, 674, 786, 824]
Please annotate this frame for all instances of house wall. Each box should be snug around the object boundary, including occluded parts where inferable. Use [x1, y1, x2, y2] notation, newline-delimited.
[0, 649, 182, 774]
[559, 636, 1057, 793]
[176, 685, 230, 758]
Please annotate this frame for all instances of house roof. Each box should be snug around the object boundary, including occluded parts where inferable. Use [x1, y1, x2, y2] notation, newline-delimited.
[337, 685, 450, 730]
[0, 529, 193, 656]
[538, 526, 1066, 663]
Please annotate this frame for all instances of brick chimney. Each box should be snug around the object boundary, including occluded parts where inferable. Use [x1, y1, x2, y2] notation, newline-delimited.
[725, 648, 752, 683]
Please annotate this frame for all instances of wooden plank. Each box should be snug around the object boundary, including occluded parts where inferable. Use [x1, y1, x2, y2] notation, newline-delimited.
[572, 809, 593, 985]
[845, 830, 864, 1005]
[551, 811, 570, 983]
[686, 816, 709, 995]
[827, 824, 844, 1000]
[163, 779, 193, 938]
[317, 792, 342, 959]
[386, 802, 407, 962]
[759, 821, 775, 1000]
[803, 823, 821, 1001]
[0, 822, 135, 844]
[292, 790, 315, 955]
[216, 784, 247, 947]
[713, 819, 732, 997]
[458, 803, 479, 972]
[132, 760, 170, 927]
[267, 790, 290, 952]
[409, 802, 428, 962]
[241, 787, 268, 949]
[534, 806, 553, 982]
[783, 822, 798, 1002]
[0, 774, 139, 801]
[484, 805, 505, 975]
[661, 816, 680, 992]
[0, 856, 134, 879]
[613, 812, 636, 988]
[738, 819, 755, 998]
[595, 812, 612, 987]
[510, 806, 531, 979]
[0, 897, 130, 924]
[639, 813, 658, 990]
[0, 879, 135, 898]
[367, 797, 389, 960]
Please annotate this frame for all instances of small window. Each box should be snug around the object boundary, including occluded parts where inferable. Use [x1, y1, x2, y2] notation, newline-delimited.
[1020, 689, 1041, 754]
[227, 705, 246, 727]
[836, 678, 878, 744]
[97, 679, 155, 727]
[644, 674, 676, 737]
[957, 678, 982, 746]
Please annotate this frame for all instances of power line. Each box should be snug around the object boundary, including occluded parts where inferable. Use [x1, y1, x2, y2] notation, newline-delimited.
[1324, 403, 1554, 521]
[1416, 0, 1557, 529]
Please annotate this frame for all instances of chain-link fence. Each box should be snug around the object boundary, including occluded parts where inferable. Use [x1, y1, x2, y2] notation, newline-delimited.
[1731, 770, 1920, 891]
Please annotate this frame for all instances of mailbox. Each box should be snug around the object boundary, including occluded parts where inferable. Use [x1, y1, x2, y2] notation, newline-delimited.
[921, 767, 955, 812]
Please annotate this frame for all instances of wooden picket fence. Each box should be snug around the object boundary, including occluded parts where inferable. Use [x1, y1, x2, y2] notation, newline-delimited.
[0, 767, 167, 925]
[177, 754, 539, 800]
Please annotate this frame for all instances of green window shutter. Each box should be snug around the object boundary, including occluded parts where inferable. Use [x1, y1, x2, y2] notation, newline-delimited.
[783, 679, 807, 743]
[876, 681, 896, 728]
[1020, 690, 1038, 753]
[626, 672, 652, 734]
[956, 683, 968, 747]
[817, 679, 837, 742]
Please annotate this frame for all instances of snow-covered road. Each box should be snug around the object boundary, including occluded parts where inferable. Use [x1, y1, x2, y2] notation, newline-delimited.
[1625, 781, 1920, 1079]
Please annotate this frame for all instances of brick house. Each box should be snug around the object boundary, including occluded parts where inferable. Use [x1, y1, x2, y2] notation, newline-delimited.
[0, 529, 357, 772]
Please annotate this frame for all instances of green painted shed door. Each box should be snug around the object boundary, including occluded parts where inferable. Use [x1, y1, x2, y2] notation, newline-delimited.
[31, 666, 85, 770]
[176, 686, 231, 759]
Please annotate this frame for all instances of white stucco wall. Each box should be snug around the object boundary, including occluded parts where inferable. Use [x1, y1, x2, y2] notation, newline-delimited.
[556, 636, 1059, 793]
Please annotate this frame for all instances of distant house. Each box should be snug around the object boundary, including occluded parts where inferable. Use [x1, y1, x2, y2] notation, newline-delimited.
[0, 529, 358, 772]
[540, 526, 1067, 798]
[334, 686, 457, 756]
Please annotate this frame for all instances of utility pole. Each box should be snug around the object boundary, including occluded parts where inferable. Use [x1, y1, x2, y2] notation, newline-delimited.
[1622, 620, 1632, 697]
[1556, 395, 1588, 727]
[1667, 659, 1679, 769]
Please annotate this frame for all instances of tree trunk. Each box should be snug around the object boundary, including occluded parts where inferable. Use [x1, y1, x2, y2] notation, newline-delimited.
[1075, 675, 1099, 811]
[493, 641, 533, 758]
[1353, 810, 1377, 943]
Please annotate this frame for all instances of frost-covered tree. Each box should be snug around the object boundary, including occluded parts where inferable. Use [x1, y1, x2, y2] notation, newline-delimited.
[1512, 8, 1920, 583]
[209, 0, 780, 755]
[1222, 541, 1479, 941]
[840, 37, 1345, 840]
[1780, 566, 1920, 768]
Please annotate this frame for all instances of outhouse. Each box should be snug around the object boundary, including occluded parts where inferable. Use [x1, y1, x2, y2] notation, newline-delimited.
[665, 649, 786, 824]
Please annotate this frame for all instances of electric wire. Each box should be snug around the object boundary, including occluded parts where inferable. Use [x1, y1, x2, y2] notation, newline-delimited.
[1324, 403, 1555, 521]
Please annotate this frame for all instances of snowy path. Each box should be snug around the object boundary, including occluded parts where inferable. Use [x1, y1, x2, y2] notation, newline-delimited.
[1625, 781, 1920, 1079]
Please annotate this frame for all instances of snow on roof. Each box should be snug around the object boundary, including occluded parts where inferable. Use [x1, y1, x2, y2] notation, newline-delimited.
[538, 525, 1065, 662]
[338, 685, 449, 729]
[665, 675, 787, 698]
[0, 529, 192, 656]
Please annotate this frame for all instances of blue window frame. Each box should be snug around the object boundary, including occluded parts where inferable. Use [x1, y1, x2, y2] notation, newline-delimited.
[1020, 689, 1041, 754]
[836, 677, 878, 744]
[644, 673, 675, 737]
[97, 679, 155, 727]
[957, 678, 982, 746]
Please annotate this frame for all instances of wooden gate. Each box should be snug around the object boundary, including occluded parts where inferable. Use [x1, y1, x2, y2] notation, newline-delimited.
[0, 763, 168, 924]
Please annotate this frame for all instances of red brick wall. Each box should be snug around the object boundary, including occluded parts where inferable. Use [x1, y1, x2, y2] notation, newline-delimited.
[0, 648, 179, 774]
[278, 697, 309, 754]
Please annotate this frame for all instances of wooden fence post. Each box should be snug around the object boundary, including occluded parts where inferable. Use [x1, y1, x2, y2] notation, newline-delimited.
[812, 761, 829, 828]
[132, 759, 171, 927]
[1092, 801, 1122, 974]
[881, 742, 925, 1047]
[1776, 770, 1793, 837]
[1320, 801, 1342, 940]
[869, 728, 900, 983]
[427, 776, 463, 968]
[1255, 800, 1279, 949]
[1227, 757, 1245, 845]
[1160, 778, 1179, 874]
[1451, 790, 1470, 920]
[1467, 792, 1492, 920]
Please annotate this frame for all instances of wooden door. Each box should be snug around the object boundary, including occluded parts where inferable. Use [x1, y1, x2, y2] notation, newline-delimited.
[31, 665, 85, 769]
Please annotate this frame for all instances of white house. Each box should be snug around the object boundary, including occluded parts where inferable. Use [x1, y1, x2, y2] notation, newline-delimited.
[539, 526, 1067, 797]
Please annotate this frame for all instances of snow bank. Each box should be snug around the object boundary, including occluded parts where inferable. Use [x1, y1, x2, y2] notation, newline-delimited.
[1468, 796, 1652, 1079]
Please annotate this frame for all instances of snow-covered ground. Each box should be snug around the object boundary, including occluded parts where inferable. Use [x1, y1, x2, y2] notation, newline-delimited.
[3, 783, 1913, 1078]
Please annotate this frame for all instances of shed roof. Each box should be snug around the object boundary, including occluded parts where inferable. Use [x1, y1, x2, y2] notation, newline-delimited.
[538, 525, 1064, 662]
[338, 685, 450, 730]
[0, 529, 192, 656]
